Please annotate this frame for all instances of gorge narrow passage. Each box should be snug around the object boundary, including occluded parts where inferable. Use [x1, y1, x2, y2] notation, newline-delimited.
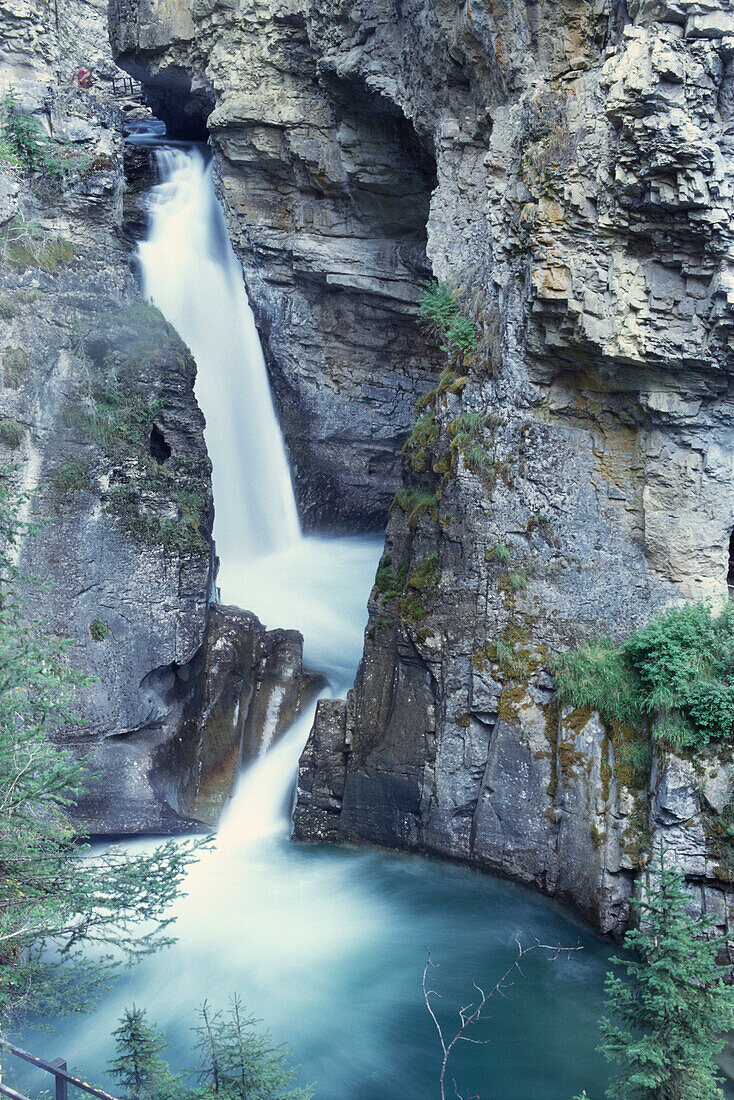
[16, 142, 616, 1100]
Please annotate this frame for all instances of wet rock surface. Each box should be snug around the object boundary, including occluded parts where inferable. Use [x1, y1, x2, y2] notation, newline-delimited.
[163, 604, 322, 828]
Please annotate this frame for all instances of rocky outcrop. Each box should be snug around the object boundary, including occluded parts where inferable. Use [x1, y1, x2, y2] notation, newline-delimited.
[153, 604, 322, 828]
[110, 0, 734, 928]
[288, 5, 734, 935]
[81, 604, 320, 833]
[1, 0, 127, 106]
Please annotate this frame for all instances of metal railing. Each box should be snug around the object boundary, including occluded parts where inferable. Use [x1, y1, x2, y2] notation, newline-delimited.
[110, 76, 143, 100]
[0, 1040, 120, 1100]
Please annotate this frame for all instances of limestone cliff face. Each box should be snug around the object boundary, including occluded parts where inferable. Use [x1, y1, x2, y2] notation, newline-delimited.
[110, 0, 734, 928]
[0, 7, 316, 833]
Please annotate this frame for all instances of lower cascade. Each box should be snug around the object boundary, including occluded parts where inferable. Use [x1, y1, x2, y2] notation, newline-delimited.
[18, 143, 613, 1099]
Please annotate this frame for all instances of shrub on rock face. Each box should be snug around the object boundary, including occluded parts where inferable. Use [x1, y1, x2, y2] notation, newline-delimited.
[0, 418, 25, 449]
[2, 345, 30, 389]
[553, 603, 734, 751]
[89, 617, 110, 642]
[55, 457, 89, 494]
[419, 279, 477, 357]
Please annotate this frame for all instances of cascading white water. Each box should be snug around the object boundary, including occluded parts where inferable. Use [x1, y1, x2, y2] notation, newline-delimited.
[138, 145, 383, 830]
[138, 149, 300, 565]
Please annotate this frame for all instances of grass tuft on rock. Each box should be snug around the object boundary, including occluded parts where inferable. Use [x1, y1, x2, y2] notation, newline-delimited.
[0, 418, 25, 449]
[54, 457, 89, 494]
[3, 345, 30, 389]
[553, 603, 734, 752]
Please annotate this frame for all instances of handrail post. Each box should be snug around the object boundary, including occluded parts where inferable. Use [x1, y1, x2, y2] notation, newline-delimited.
[52, 1059, 67, 1100]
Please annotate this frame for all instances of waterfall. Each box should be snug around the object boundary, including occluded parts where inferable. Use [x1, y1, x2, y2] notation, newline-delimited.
[137, 144, 382, 825]
[138, 148, 300, 565]
[12, 138, 616, 1100]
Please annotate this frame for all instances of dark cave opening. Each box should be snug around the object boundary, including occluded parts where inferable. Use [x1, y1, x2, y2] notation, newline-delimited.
[149, 422, 172, 464]
[728, 530, 734, 594]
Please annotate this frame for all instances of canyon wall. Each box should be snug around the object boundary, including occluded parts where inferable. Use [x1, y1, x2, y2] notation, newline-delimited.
[109, 0, 734, 932]
[0, 2, 315, 833]
[110, 0, 446, 530]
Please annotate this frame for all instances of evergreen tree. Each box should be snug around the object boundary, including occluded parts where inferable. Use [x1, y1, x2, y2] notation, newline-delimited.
[0, 474, 204, 1024]
[109, 1006, 179, 1100]
[109, 1000, 313, 1100]
[600, 852, 734, 1099]
[193, 996, 313, 1099]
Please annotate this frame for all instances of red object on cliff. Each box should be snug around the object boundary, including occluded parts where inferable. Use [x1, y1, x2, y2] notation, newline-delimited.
[77, 67, 92, 89]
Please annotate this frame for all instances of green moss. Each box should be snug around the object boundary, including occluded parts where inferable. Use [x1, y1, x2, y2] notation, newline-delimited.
[374, 553, 409, 600]
[398, 591, 428, 623]
[89, 617, 110, 642]
[0, 417, 24, 449]
[105, 483, 206, 554]
[408, 552, 439, 593]
[474, 631, 536, 682]
[60, 305, 206, 555]
[706, 801, 734, 883]
[390, 488, 438, 526]
[590, 823, 605, 852]
[54, 457, 88, 493]
[497, 681, 530, 724]
[621, 802, 653, 868]
[375, 552, 439, 625]
[600, 735, 612, 804]
[507, 570, 527, 592]
[3, 345, 29, 388]
[0, 297, 17, 319]
[446, 411, 498, 487]
[610, 724, 652, 790]
[402, 412, 439, 473]
[544, 699, 560, 802]
[448, 375, 469, 395]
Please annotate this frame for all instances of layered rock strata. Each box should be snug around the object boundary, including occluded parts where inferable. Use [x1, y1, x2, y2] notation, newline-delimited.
[291, 5, 734, 935]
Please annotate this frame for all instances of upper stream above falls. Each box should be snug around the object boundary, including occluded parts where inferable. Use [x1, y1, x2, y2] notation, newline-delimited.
[14, 141, 620, 1100]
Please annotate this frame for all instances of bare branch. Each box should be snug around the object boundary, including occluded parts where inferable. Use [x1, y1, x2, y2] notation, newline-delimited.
[424, 933, 583, 1100]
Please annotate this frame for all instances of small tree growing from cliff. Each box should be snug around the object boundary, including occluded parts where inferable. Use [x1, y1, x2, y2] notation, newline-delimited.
[600, 852, 734, 1099]
[0, 472, 204, 1027]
